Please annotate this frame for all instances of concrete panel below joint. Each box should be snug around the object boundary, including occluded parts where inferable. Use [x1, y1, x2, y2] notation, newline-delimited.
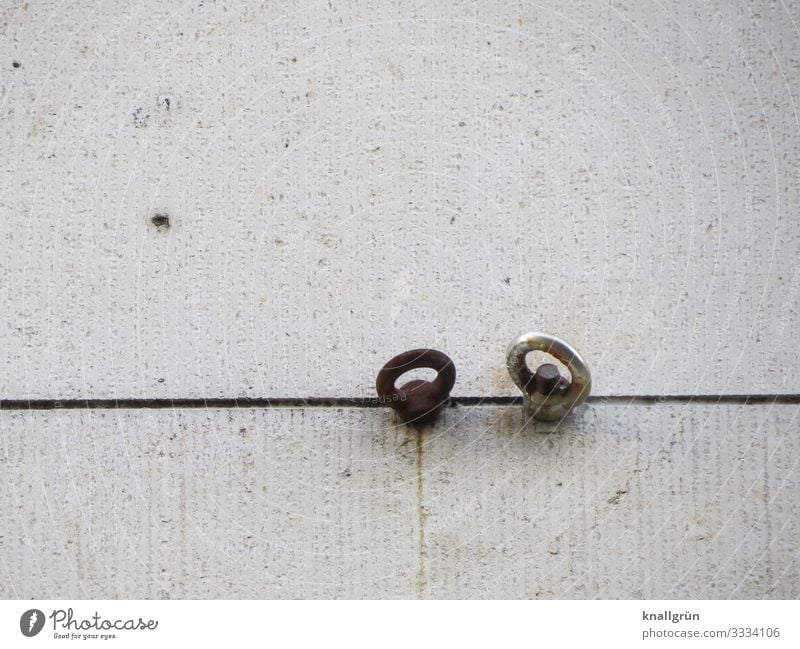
[1, 402, 797, 599]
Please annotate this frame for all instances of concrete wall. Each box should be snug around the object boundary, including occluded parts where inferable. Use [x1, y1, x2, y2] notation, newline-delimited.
[3, 404, 799, 599]
[1, 0, 798, 598]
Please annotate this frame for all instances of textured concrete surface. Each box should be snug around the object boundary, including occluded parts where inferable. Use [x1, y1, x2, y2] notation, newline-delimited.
[1, 404, 797, 599]
[1, 1, 799, 399]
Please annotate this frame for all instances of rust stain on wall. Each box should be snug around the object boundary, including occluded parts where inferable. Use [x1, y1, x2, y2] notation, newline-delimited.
[415, 430, 426, 596]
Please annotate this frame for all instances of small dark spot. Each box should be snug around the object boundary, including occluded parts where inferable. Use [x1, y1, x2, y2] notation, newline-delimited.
[157, 377, 165, 383]
[284, 140, 289, 148]
[607, 488, 629, 505]
[502, 276, 511, 285]
[164, 97, 171, 110]
[458, 120, 465, 127]
[556, 481, 563, 486]
[342, 467, 351, 477]
[133, 107, 149, 128]
[12, 60, 21, 68]
[291, 57, 297, 63]
[151, 213, 170, 229]
[239, 427, 247, 437]
[450, 216, 456, 224]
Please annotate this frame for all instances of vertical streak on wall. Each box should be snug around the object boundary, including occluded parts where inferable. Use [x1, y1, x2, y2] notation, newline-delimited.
[416, 430, 426, 597]
[763, 422, 773, 589]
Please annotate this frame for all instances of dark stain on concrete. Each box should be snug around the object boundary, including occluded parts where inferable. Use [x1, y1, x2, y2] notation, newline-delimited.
[416, 429, 426, 596]
[133, 107, 149, 128]
[151, 213, 170, 229]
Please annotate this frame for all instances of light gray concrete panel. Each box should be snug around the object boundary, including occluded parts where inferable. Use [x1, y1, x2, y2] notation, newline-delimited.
[1, 403, 797, 599]
[421, 402, 800, 599]
[1, 1, 798, 399]
[0, 408, 421, 598]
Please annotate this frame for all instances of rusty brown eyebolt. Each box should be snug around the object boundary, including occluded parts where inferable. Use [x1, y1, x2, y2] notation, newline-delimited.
[375, 349, 456, 425]
[506, 332, 591, 421]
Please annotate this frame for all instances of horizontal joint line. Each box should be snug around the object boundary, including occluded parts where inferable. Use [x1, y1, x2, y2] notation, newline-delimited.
[1, 394, 799, 410]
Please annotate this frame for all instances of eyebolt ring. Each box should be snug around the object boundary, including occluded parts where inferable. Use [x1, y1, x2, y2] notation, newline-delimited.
[506, 332, 591, 421]
[375, 349, 456, 424]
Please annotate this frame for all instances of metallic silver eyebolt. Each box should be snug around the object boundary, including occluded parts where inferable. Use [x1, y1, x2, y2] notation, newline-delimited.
[506, 332, 591, 421]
